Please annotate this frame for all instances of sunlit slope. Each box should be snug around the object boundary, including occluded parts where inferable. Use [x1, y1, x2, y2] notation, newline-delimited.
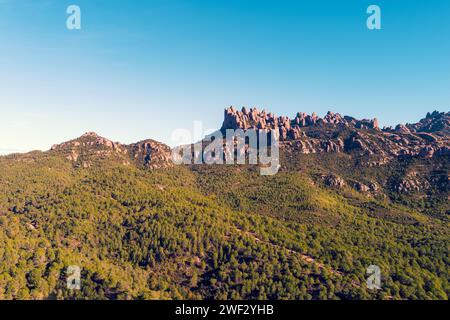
[0, 152, 448, 300]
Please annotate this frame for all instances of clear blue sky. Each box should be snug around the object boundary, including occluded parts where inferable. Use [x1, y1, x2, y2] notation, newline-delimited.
[0, 0, 449, 153]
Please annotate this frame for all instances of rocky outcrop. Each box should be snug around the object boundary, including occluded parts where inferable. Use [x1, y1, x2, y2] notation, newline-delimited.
[222, 107, 380, 142]
[405, 111, 449, 135]
[221, 107, 449, 165]
[51, 132, 172, 169]
[51, 132, 125, 154]
[394, 124, 411, 134]
[37, 108, 450, 171]
[354, 182, 370, 192]
[127, 139, 172, 169]
[322, 174, 346, 189]
[50, 132, 127, 166]
[394, 172, 431, 193]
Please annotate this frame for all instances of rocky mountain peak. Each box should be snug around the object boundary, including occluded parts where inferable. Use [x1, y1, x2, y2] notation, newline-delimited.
[51, 132, 122, 152]
[49, 132, 127, 167]
[405, 111, 449, 135]
[221, 106, 380, 141]
[48, 133, 173, 170]
[81, 131, 102, 138]
[219, 106, 449, 165]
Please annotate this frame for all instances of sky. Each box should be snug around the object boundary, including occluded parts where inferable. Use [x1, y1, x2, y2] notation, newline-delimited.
[0, 0, 449, 153]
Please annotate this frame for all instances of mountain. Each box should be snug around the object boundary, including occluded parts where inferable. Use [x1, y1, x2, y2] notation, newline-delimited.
[0, 108, 448, 300]
[49, 132, 172, 169]
[406, 110, 450, 135]
[222, 107, 449, 161]
[217, 107, 449, 197]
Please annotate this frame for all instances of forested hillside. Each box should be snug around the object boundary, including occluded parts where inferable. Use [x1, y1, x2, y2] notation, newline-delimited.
[0, 148, 448, 300]
[0, 110, 448, 300]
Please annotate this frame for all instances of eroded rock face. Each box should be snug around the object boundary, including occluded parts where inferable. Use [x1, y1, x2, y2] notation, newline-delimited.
[50, 132, 127, 167]
[127, 140, 172, 169]
[222, 107, 380, 141]
[51, 132, 124, 153]
[320, 176, 382, 194]
[394, 172, 431, 193]
[323, 174, 346, 189]
[354, 182, 370, 192]
[48, 108, 449, 171]
[406, 111, 450, 134]
[394, 124, 411, 134]
[50, 132, 173, 169]
[221, 107, 450, 165]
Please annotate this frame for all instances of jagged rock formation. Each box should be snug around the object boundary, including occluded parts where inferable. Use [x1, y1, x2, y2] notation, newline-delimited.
[322, 174, 346, 189]
[405, 111, 450, 135]
[6, 107, 449, 194]
[222, 107, 379, 137]
[2, 107, 448, 200]
[221, 107, 449, 164]
[354, 181, 370, 193]
[393, 171, 432, 193]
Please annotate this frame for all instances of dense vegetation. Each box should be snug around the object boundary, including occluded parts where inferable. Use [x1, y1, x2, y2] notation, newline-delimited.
[0, 149, 448, 300]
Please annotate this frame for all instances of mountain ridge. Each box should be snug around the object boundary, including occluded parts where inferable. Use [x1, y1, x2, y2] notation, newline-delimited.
[33, 107, 448, 198]
[16, 108, 449, 168]
[0, 108, 448, 300]
[2, 109, 448, 190]
[3, 108, 449, 157]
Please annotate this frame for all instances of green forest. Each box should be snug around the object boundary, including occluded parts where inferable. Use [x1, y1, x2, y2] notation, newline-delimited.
[0, 149, 448, 300]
